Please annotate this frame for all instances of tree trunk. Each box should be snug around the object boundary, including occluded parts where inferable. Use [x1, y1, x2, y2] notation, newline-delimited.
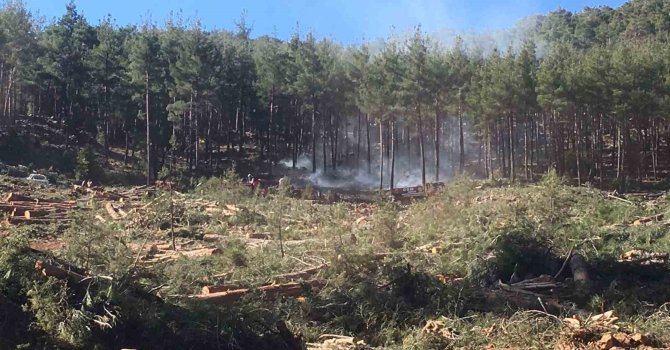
[434, 103, 440, 182]
[616, 123, 622, 181]
[524, 117, 529, 180]
[529, 114, 535, 181]
[236, 96, 244, 153]
[575, 112, 581, 185]
[366, 113, 371, 174]
[207, 106, 213, 172]
[124, 121, 129, 165]
[311, 102, 317, 173]
[509, 113, 515, 182]
[331, 113, 337, 170]
[499, 120, 506, 177]
[379, 120, 384, 191]
[486, 124, 492, 179]
[356, 111, 361, 166]
[268, 85, 275, 161]
[322, 112, 327, 171]
[292, 101, 299, 169]
[145, 71, 151, 186]
[418, 109, 426, 187]
[192, 92, 199, 169]
[391, 118, 396, 190]
[407, 125, 411, 164]
[652, 118, 658, 180]
[459, 99, 465, 174]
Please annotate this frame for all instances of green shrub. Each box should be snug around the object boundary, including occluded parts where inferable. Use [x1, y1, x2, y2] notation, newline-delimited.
[370, 202, 403, 249]
[62, 215, 133, 275]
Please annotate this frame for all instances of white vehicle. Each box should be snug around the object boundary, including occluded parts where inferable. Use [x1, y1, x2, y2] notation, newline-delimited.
[26, 173, 49, 185]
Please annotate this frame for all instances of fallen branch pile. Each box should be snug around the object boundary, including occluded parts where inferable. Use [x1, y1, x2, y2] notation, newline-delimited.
[484, 281, 564, 314]
[421, 319, 460, 340]
[560, 311, 664, 349]
[306, 334, 372, 350]
[482, 252, 591, 314]
[631, 213, 665, 226]
[619, 250, 669, 265]
[1, 192, 76, 225]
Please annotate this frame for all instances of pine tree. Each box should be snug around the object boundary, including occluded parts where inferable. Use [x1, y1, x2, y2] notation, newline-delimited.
[294, 32, 323, 173]
[128, 24, 163, 185]
[403, 27, 430, 187]
[37, 1, 96, 136]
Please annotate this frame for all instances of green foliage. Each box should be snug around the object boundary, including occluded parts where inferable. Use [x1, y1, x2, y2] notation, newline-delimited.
[75, 146, 103, 182]
[370, 201, 403, 249]
[62, 214, 132, 275]
[24, 279, 92, 347]
[0, 233, 35, 299]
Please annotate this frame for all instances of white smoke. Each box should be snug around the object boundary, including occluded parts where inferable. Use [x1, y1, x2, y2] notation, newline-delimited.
[279, 155, 312, 169]
[277, 115, 481, 191]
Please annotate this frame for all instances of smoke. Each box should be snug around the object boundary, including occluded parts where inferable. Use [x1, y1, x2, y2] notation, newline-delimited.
[428, 14, 547, 57]
[279, 155, 311, 169]
[278, 115, 481, 191]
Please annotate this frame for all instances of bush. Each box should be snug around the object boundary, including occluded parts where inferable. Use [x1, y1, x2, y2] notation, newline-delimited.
[370, 202, 403, 249]
[277, 176, 292, 197]
[301, 183, 314, 200]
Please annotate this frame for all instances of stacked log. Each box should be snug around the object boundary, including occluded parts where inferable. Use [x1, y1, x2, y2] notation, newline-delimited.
[1, 193, 76, 225]
[73, 184, 125, 201]
[72, 183, 156, 203]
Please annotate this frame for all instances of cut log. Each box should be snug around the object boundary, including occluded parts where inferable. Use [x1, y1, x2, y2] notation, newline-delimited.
[246, 232, 272, 240]
[178, 248, 223, 257]
[271, 264, 328, 282]
[94, 191, 125, 201]
[510, 281, 559, 290]
[154, 240, 195, 251]
[5, 193, 34, 202]
[201, 285, 243, 295]
[194, 280, 324, 303]
[105, 202, 120, 220]
[9, 200, 75, 207]
[7, 202, 75, 210]
[569, 254, 590, 283]
[141, 247, 223, 264]
[35, 260, 86, 284]
[20, 209, 65, 218]
[202, 234, 222, 242]
[0, 204, 15, 213]
[6, 217, 71, 225]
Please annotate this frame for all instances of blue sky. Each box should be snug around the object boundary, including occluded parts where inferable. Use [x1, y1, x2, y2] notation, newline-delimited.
[23, 0, 627, 44]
